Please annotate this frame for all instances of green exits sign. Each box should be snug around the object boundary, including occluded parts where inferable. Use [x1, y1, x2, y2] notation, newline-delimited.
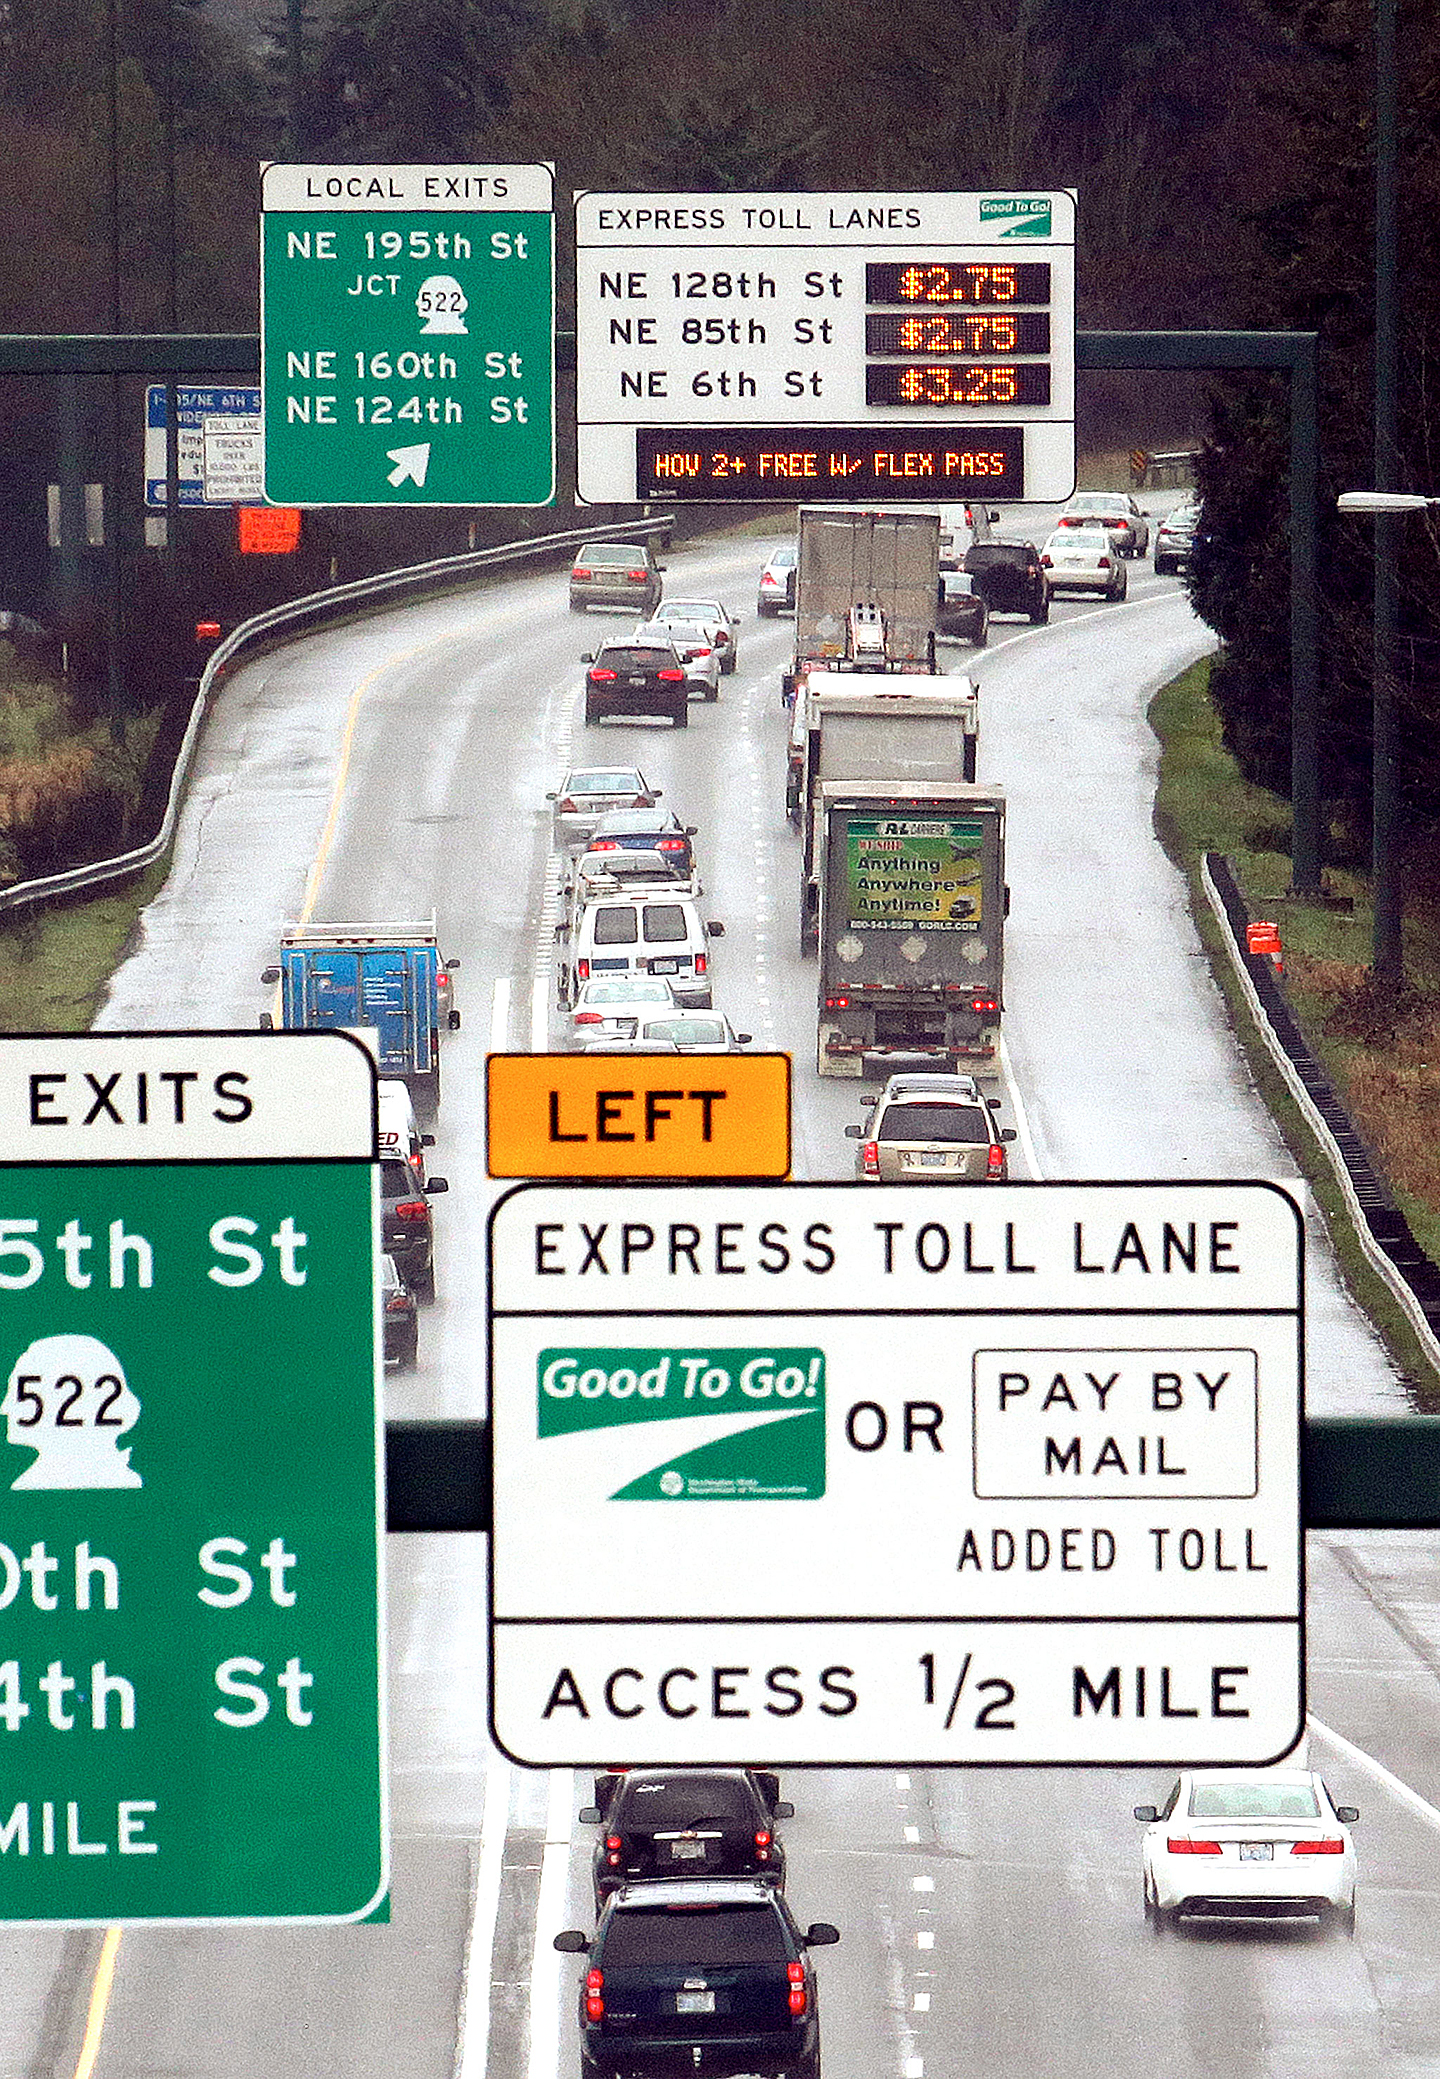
[846, 817, 986, 932]
[538, 1347, 826, 1500]
[261, 164, 555, 507]
[0, 1034, 383, 1926]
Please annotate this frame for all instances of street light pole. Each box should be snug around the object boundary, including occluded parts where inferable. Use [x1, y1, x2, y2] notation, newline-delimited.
[1372, 0, 1402, 989]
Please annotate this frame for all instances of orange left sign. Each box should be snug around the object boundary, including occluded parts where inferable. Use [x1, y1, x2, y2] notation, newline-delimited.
[486, 1054, 791, 1178]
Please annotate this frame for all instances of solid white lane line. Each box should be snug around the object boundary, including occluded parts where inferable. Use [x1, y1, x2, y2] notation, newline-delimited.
[1309, 1715, 1440, 1834]
[530, 976, 549, 1053]
[527, 1769, 577, 2079]
[999, 1033, 1043, 1180]
[489, 976, 512, 1053]
[455, 1756, 513, 2079]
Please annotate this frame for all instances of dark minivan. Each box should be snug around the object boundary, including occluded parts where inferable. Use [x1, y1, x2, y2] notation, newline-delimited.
[583, 1769, 794, 1908]
[556, 1877, 837, 2079]
[963, 540, 1050, 622]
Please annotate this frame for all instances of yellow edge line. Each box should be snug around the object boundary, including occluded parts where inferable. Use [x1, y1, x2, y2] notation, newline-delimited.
[72, 1925, 121, 2079]
[297, 631, 459, 927]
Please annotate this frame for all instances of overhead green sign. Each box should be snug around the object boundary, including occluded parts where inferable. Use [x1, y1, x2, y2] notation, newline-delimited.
[261, 163, 555, 507]
[0, 1033, 384, 1925]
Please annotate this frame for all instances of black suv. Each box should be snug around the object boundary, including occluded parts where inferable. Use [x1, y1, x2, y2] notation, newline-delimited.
[964, 540, 1050, 623]
[582, 1769, 794, 1909]
[379, 1155, 448, 1303]
[555, 1878, 838, 2079]
[583, 640, 690, 729]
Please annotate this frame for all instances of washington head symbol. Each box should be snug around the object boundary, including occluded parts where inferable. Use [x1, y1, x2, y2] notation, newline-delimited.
[4, 1335, 143, 1489]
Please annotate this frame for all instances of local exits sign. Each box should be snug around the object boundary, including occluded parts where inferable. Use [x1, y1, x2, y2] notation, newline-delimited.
[0, 1033, 384, 1925]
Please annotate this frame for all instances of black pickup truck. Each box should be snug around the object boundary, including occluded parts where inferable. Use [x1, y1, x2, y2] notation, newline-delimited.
[555, 1877, 839, 2079]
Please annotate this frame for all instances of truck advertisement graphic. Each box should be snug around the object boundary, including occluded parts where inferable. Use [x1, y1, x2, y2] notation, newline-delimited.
[846, 817, 985, 931]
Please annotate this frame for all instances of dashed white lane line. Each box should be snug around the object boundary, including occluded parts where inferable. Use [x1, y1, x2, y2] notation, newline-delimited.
[530, 975, 549, 1053]
[489, 975, 511, 1053]
[912, 1994, 931, 2013]
[904, 1824, 921, 1843]
[526, 1768, 577, 2079]
[912, 1875, 935, 1892]
[454, 1755, 513, 2079]
[916, 1930, 935, 1950]
[905, 2059, 925, 2077]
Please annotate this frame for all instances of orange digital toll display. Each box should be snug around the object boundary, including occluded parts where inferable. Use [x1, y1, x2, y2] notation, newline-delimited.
[866, 261, 1051, 306]
[865, 364, 1051, 407]
[635, 426, 1024, 502]
[866, 312, 1051, 356]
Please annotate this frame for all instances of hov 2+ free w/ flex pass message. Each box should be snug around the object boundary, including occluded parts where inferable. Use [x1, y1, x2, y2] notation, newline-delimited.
[488, 1181, 1302, 1767]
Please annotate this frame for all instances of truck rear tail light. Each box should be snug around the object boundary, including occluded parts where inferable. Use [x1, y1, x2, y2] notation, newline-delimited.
[861, 1141, 880, 1177]
[824, 995, 850, 1010]
[1291, 1838, 1345, 1854]
[986, 1142, 1007, 1176]
[658, 669, 685, 681]
[1166, 1838, 1222, 1855]
[572, 566, 592, 581]
[577, 959, 591, 982]
[787, 1963, 807, 2016]
[395, 1200, 428, 1222]
[589, 668, 618, 681]
[971, 995, 998, 1014]
[695, 953, 707, 976]
[585, 1968, 605, 2020]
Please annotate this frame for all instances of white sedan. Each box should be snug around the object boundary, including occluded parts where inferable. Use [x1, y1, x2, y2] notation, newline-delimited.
[582, 1009, 753, 1053]
[1058, 489, 1150, 556]
[634, 618, 721, 700]
[1040, 527, 1127, 600]
[1137, 1769, 1358, 1933]
[566, 974, 679, 1045]
[652, 596, 741, 674]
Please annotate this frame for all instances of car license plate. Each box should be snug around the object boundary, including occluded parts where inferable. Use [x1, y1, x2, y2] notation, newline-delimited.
[650, 959, 677, 974]
[1240, 1843, 1273, 1861]
[676, 1990, 714, 2014]
[670, 1839, 706, 1860]
[913, 1151, 951, 1168]
[629, 675, 647, 685]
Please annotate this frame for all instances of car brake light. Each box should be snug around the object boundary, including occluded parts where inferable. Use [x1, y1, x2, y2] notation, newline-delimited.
[695, 952, 707, 976]
[385, 1293, 411, 1312]
[755, 1829, 772, 1850]
[761, 574, 780, 587]
[589, 668, 618, 681]
[195, 620, 222, 641]
[627, 568, 647, 582]
[861, 1140, 880, 1177]
[1166, 1838, 1222, 1854]
[572, 566, 591, 580]
[558, 798, 578, 814]
[657, 669, 685, 681]
[395, 1200, 428, 1222]
[630, 796, 649, 808]
[585, 1967, 604, 2020]
[605, 1831, 622, 1865]
[577, 959, 590, 981]
[986, 1142, 1006, 1175]
[1098, 556, 1110, 568]
[1040, 554, 1052, 567]
[1291, 1838, 1346, 1854]
[688, 647, 711, 658]
[971, 995, 998, 1014]
[590, 838, 619, 850]
[573, 1012, 604, 1024]
[788, 1962, 807, 2016]
[657, 837, 686, 851]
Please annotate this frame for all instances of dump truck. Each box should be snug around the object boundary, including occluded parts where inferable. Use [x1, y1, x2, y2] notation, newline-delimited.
[788, 678, 980, 953]
[815, 782, 1005, 1078]
[782, 507, 944, 708]
[260, 918, 460, 1116]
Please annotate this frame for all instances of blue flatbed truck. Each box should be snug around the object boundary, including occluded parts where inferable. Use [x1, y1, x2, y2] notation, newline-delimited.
[261, 919, 460, 1117]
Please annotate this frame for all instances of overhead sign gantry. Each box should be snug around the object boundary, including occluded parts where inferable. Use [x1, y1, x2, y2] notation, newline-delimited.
[575, 190, 1075, 503]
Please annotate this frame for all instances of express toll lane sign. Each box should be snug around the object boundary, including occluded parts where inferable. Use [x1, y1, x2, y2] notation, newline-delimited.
[575, 190, 1075, 503]
[261, 163, 555, 506]
[0, 1033, 383, 1925]
[488, 1182, 1303, 1767]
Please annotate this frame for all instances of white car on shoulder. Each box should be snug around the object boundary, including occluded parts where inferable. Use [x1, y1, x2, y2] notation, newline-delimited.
[1137, 1769, 1358, 1934]
[1040, 526, 1127, 600]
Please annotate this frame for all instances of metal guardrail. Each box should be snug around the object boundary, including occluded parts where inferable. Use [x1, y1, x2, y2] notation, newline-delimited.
[0, 513, 674, 916]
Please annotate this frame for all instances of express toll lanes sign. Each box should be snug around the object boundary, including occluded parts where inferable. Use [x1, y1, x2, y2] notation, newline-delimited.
[0, 1032, 384, 1926]
[486, 1054, 791, 1178]
[488, 1181, 1303, 1768]
[575, 190, 1075, 502]
[261, 163, 555, 506]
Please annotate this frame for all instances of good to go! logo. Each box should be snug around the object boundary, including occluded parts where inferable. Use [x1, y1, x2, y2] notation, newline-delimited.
[536, 1346, 826, 1502]
[979, 198, 1053, 239]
